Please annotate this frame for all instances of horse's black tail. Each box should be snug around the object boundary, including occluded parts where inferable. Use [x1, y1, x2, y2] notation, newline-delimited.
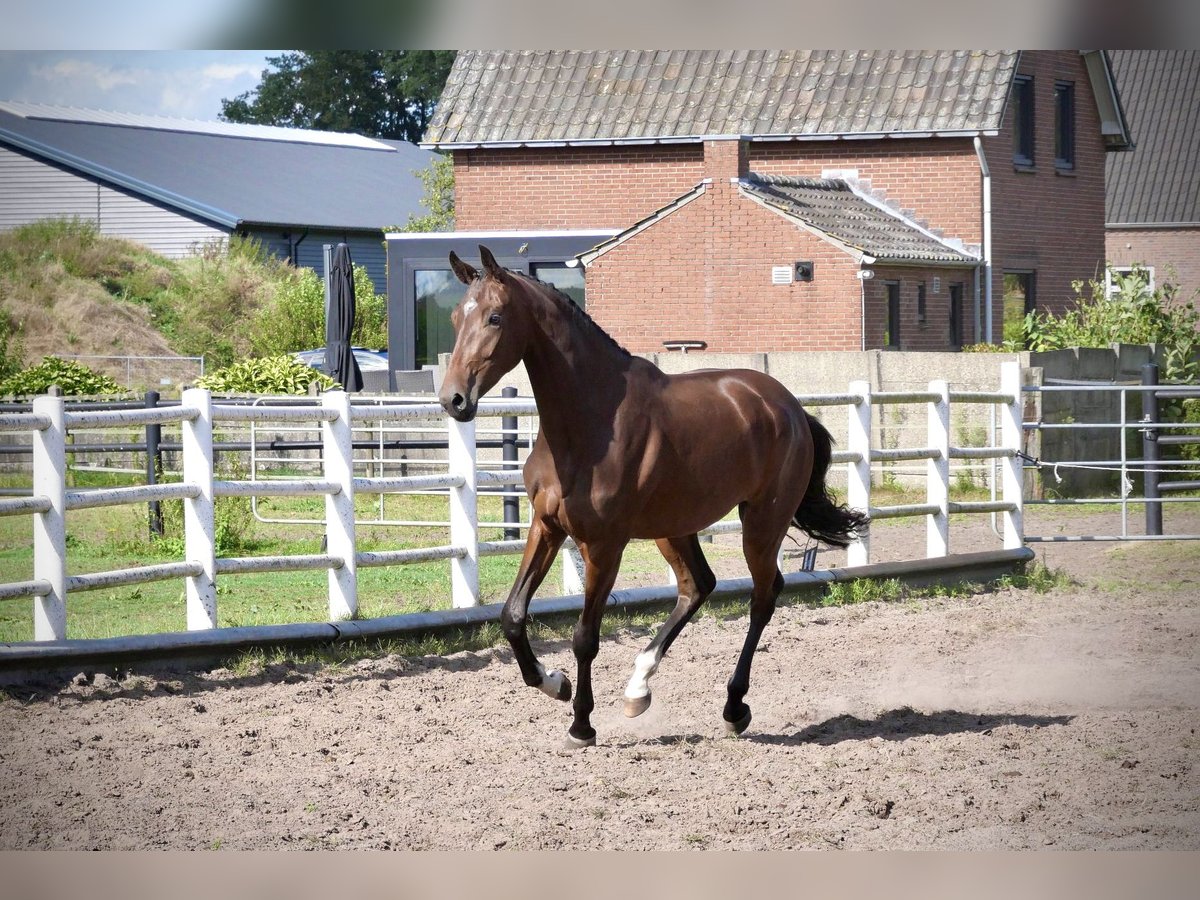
[793, 413, 870, 548]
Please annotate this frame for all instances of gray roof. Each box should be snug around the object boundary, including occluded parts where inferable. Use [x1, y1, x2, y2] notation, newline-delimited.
[0, 102, 437, 231]
[424, 50, 1020, 147]
[740, 175, 979, 264]
[1106, 51, 1200, 226]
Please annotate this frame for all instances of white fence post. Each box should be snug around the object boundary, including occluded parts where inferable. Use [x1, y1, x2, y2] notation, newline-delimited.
[927, 379, 951, 558]
[323, 390, 357, 621]
[846, 380, 872, 567]
[181, 387, 217, 630]
[448, 415, 479, 608]
[1000, 361, 1025, 549]
[562, 539, 585, 595]
[32, 395, 66, 641]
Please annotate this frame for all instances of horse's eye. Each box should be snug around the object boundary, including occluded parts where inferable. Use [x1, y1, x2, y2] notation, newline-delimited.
[488, 313, 502, 327]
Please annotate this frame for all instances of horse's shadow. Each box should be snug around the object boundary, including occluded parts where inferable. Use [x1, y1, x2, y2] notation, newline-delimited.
[620, 707, 1073, 748]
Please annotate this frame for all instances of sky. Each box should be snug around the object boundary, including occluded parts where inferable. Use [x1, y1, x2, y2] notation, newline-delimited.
[0, 51, 275, 122]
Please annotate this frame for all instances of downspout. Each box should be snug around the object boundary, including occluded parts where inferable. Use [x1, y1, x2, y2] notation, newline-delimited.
[973, 137, 993, 344]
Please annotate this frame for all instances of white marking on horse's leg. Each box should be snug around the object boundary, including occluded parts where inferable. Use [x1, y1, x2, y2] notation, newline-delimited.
[536, 663, 565, 699]
[624, 649, 661, 700]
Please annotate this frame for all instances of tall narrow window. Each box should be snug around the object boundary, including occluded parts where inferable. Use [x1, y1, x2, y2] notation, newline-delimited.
[917, 282, 927, 324]
[1054, 80, 1075, 170]
[884, 282, 901, 348]
[949, 283, 963, 348]
[1012, 74, 1035, 167]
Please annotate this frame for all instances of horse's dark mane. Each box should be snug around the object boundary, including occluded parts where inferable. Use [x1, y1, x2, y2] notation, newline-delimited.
[513, 271, 632, 360]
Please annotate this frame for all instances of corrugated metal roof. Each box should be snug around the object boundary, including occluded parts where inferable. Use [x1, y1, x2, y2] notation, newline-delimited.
[0, 101, 396, 150]
[0, 105, 436, 231]
[424, 50, 1019, 147]
[741, 175, 979, 264]
[1106, 51, 1200, 225]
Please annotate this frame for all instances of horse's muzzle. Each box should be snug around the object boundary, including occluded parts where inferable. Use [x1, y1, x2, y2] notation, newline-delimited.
[439, 389, 477, 422]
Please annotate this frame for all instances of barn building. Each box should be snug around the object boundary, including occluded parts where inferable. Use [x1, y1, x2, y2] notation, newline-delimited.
[0, 101, 437, 292]
[411, 50, 1131, 357]
[1106, 50, 1200, 306]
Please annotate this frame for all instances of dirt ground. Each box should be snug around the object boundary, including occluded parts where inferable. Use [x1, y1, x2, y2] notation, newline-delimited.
[1, 506, 1198, 850]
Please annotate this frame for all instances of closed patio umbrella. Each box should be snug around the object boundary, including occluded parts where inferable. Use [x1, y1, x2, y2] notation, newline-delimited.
[325, 243, 364, 392]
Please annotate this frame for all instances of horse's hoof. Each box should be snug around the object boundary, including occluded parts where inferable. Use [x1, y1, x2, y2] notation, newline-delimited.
[555, 674, 572, 702]
[623, 692, 652, 718]
[724, 707, 752, 736]
[564, 732, 596, 749]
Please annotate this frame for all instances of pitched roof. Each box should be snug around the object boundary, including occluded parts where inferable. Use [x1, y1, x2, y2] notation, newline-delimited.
[424, 50, 1020, 148]
[741, 175, 978, 264]
[1106, 51, 1200, 226]
[578, 175, 979, 268]
[0, 101, 437, 231]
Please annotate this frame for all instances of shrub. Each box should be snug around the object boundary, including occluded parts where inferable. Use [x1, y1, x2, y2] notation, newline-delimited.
[0, 308, 23, 383]
[155, 459, 256, 556]
[194, 355, 337, 394]
[248, 263, 387, 357]
[0, 356, 122, 397]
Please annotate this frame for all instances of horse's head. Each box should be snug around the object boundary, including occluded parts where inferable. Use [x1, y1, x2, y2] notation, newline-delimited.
[438, 245, 531, 421]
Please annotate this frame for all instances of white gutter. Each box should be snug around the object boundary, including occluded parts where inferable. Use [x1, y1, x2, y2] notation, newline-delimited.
[973, 136, 993, 344]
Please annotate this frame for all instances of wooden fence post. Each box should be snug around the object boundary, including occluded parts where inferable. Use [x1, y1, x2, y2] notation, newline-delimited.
[1000, 361, 1025, 549]
[32, 395, 66, 641]
[181, 387, 217, 629]
[846, 380, 872, 567]
[448, 414, 479, 608]
[927, 380, 951, 558]
[323, 390, 357, 621]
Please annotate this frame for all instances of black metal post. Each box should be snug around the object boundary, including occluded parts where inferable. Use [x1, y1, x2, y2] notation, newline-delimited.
[1141, 363, 1162, 536]
[145, 390, 163, 538]
[502, 386, 520, 539]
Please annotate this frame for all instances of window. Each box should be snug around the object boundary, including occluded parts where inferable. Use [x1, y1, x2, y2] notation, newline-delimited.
[884, 281, 901, 348]
[1106, 265, 1155, 299]
[414, 269, 465, 368]
[917, 282, 927, 324]
[1002, 272, 1036, 345]
[530, 262, 586, 308]
[1012, 74, 1035, 167]
[1054, 81, 1075, 169]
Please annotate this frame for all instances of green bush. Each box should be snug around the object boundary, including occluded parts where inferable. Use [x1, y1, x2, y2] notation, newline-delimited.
[0, 356, 122, 397]
[0, 308, 23, 383]
[194, 354, 337, 394]
[248, 263, 387, 357]
[155, 459, 256, 556]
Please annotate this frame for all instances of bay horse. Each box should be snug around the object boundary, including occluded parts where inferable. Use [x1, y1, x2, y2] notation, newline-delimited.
[439, 245, 868, 748]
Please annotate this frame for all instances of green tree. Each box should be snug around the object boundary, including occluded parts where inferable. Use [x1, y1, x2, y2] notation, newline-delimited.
[220, 51, 456, 143]
[396, 154, 455, 232]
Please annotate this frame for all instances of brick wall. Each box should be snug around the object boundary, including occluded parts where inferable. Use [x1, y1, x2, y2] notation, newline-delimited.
[864, 267, 980, 350]
[981, 50, 1109, 325]
[1107, 227, 1200, 306]
[453, 144, 704, 230]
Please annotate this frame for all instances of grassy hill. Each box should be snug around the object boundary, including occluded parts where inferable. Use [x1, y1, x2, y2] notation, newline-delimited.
[0, 219, 386, 392]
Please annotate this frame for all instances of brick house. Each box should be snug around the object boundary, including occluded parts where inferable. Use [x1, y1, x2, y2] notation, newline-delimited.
[418, 50, 1131, 356]
[1106, 50, 1200, 306]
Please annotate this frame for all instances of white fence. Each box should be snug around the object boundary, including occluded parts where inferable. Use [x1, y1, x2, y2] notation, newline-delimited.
[0, 362, 1024, 643]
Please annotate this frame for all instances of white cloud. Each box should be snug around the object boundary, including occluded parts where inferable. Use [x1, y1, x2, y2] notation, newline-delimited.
[34, 59, 142, 92]
[201, 62, 264, 82]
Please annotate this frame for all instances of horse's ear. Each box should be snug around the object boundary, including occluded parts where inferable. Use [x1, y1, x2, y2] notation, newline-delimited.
[448, 251, 478, 285]
[479, 244, 508, 282]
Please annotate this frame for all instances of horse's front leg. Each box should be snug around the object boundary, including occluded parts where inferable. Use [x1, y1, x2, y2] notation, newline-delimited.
[500, 516, 570, 701]
[566, 539, 625, 748]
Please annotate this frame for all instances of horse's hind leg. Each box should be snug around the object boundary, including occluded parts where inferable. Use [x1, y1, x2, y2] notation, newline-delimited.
[724, 505, 789, 735]
[623, 534, 716, 718]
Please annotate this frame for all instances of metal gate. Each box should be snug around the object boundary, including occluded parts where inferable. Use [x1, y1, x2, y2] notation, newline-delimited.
[1023, 363, 1200, 543]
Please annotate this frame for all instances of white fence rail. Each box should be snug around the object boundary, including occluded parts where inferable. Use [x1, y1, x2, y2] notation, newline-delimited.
[0, 362, 1024, 642]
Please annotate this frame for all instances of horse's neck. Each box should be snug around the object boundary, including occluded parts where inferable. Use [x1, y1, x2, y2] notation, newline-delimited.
[522, 292, 629, 453]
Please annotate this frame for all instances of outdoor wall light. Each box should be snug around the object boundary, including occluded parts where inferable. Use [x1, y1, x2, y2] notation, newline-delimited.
[794, 261, 814, 282]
